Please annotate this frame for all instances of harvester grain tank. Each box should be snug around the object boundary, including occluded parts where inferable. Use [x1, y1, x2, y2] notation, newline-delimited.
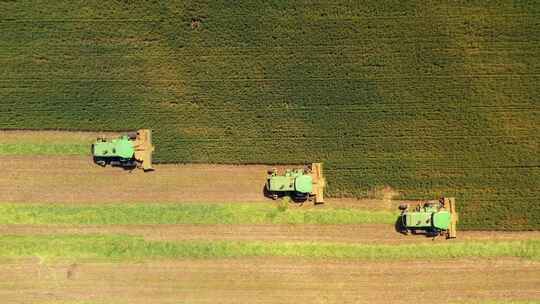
[397, 197, 458, 238]
[265, 163, 325, 203]
[91, 129, 154, 171]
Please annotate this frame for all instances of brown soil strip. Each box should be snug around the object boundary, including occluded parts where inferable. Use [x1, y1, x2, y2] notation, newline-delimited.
[1, 224, 538, 244]
[0, 258, 537, 304]
[0, 155, 395, 208]
[0, 156, 272, 203]
[0, 130, 402, 207]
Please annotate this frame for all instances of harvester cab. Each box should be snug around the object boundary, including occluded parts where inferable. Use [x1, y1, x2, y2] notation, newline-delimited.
[92, 129, 155, 171]
[398, 197, 458, 239]
[265, 163, 325, 204]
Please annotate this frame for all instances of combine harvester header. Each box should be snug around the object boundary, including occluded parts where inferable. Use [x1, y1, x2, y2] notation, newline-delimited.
[132, 129, 154, 171]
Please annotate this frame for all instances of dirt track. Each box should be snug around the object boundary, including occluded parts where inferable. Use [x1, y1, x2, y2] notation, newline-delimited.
[0, 155, 395, 208]
[0, 131, 393, 207]
[0, 156, 271, 203]
[0, 258, 538, 304]
[1, 224, 539, 244]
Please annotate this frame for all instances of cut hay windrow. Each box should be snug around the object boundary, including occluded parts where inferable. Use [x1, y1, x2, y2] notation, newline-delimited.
[0, 143, 89, 156]
[0, 235, 538, 262]
[0, 203, 398, 225]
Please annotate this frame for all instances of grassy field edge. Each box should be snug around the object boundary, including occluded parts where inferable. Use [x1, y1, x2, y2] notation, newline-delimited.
[0, 143, 89, 156]
[0, 203, 399, 225]
[1, 235, 538, 262]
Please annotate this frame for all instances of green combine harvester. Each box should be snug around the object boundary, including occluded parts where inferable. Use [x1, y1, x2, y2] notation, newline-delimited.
[397, 197, 458, 239]
[265, 163, 325, 203]
[91, 129, 154, 171]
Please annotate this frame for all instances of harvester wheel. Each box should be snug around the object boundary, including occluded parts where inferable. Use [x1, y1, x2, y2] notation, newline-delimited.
[96, 160, 106, 167]
[271, 194, 278, 200]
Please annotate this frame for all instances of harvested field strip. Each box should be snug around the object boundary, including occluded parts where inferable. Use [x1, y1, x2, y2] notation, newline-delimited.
[0, 143, 88, 156]
[0, 203, 398, 225]
[28, 302, 104, 304]
[0, 235, 538, 262]
[0, 130, 110, 156]
[0, 259, 537, 304]
[1, 224, 539, 244]
[454, 301, 540, 304]
[0, 156, 276, 204]
[454, 302, 540, 304]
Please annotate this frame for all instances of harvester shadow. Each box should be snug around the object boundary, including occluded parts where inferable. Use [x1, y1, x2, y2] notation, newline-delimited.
[261, 185, 311, 204]
[262, 184, 272, 199]
[394, 216, 408, 235]
[92, 158, 138, 172]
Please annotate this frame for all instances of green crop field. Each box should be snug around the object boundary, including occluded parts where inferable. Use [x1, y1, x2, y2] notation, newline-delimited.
[0, 1, 539, 229]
